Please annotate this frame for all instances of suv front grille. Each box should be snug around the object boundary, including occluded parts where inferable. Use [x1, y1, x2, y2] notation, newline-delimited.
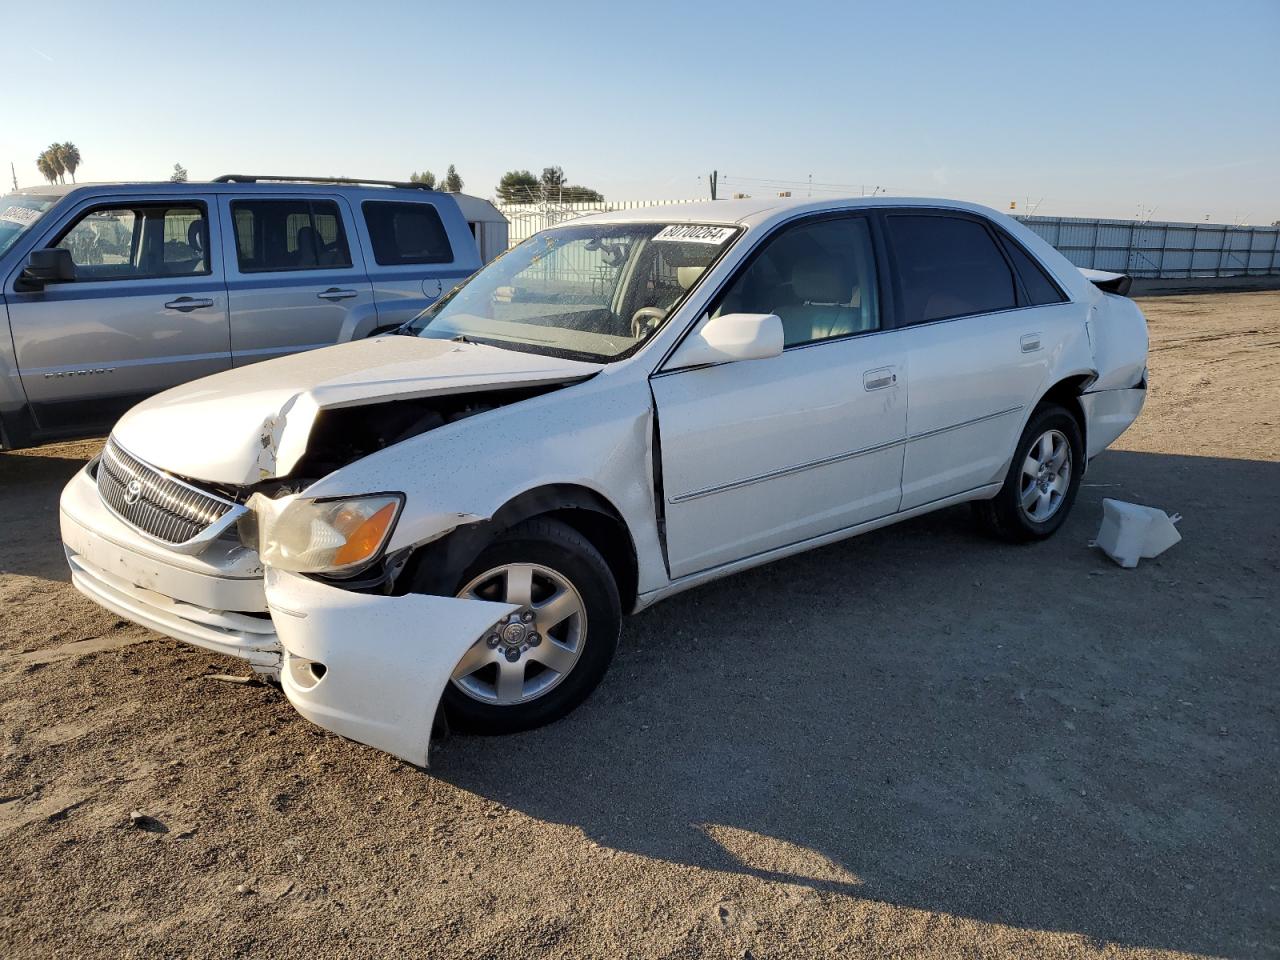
[97, 438, 238, 546]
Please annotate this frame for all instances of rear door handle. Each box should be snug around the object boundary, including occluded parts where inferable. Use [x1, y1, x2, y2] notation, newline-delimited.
[1020, 333, 1042, 353]
[318, 288, 358, 302]
[164, 297, 214, 312]
[863, 366, 898, 391]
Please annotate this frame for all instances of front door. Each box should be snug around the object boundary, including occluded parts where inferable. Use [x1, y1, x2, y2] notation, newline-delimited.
[651, 214, 906, 579]
[220, 195, 376, 365]
[6, 196, 230, 434]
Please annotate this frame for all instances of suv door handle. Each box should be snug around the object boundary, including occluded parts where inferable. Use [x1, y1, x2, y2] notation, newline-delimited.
[318, 288, 358, 301]
[1020, 333, 1042, 353]
[863, 366, 898, 391]
[164, 297, 214, 312]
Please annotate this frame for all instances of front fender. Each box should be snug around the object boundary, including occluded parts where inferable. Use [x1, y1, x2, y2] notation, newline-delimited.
[266, 570, 517, 766]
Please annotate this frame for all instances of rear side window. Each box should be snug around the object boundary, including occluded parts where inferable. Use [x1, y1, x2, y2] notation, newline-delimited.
[362, 201, 453, 265]
[999, 233, 1068, 306]
[231, 199, 352, 272]
[888, 214, 1017, 325]
[53, 203, 211, 281]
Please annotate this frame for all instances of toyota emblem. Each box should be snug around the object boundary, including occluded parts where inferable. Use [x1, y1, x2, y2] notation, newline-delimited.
[123, 478, 143, 506]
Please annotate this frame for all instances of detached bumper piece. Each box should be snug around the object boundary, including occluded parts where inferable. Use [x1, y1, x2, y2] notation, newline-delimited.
[265, 571, 518, 766]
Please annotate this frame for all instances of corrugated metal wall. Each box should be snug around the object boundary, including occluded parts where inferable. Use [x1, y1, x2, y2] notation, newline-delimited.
[496, 201, 1280, 279]
[1014, 216, 1280, 278]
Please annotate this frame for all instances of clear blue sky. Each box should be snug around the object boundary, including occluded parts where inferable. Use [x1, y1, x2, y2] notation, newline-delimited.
[4, 0, 1277, 223]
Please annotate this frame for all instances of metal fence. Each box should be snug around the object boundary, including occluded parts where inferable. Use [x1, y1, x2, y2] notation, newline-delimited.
[1015, 216, 1280, 279]
[495, 200, 1280, 279]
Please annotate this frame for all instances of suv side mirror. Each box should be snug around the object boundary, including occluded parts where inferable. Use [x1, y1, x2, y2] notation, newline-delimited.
[16, 248, 76, 291]
[665, 312, 784, 370]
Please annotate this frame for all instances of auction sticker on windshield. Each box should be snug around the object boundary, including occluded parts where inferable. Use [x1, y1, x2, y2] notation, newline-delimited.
[652, 224, 736, 244]
[0, 206, 41, 226]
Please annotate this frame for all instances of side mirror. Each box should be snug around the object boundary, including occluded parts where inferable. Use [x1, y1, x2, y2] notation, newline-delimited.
[16, 248, 76, 291]
[666, 312, 784, 370]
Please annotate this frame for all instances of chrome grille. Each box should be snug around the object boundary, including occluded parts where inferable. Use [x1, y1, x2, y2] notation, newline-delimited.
[97, 438, 237, 546]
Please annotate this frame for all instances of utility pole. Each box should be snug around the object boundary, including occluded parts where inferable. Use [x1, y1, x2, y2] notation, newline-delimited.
[9, 162, 16, 191]
[708, 170, 718, 201]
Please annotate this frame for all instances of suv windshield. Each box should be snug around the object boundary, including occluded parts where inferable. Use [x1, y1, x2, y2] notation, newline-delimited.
[0, 194, 57, 259]
[405, 222, 740, 361]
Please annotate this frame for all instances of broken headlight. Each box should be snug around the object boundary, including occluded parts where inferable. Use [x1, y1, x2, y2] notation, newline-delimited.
[251, 493, 404, 575]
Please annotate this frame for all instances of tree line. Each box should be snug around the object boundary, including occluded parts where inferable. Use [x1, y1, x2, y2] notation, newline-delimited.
[36, 143, 82, 184]
[496, 166, 602, 204]
[407, 165, 464, 192]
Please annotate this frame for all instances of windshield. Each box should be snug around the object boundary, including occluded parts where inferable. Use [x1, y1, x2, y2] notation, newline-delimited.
[0, 195, 57, 259]
[405, 222, 740, 361]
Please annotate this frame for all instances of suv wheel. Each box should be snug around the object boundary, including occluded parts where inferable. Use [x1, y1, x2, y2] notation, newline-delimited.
[973, 403, 1084, 542]
[440, 518, 620, 734]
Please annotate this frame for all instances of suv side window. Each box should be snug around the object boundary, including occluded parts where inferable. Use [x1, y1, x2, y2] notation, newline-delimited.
[712, 216, 880, 348]
[997, 232, 1068, 306]
[231, 199, 353, 272]
[887, 214, 1017, 325]
[54, 203, 210, 281]
[362, 201, 453, 265]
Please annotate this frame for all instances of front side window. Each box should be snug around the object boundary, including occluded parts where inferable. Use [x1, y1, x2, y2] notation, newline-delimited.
[888, 214, 1017, 325]
[54, 203, 210, 281]
[363, 201, 453, 265]
[405, 222, 739, 361]
[231, 199, 353, 272]
[713, 216, 880, 347]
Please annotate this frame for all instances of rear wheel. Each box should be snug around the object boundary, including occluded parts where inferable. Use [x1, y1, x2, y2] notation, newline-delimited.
[973, 403, 1083, 542]
[440, 518, 620, 734]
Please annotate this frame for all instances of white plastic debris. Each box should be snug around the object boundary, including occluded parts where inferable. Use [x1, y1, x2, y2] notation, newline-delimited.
[1091, 499, 1182, 568]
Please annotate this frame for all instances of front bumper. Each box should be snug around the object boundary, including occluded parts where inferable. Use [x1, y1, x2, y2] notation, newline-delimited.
[61, 461, 519, 765]
[60, 461, 281, 672]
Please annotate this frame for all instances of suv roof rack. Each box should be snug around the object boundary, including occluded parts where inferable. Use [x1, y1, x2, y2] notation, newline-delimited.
[212, 174, 434, 190]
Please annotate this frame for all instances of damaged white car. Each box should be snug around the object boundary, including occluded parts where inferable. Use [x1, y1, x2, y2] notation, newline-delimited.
[60, 198, 1149, 765]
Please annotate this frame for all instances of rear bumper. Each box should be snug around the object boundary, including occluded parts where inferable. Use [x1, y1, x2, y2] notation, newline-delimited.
[59, 462, 282, 673]
[1081, 377, 1148, 459]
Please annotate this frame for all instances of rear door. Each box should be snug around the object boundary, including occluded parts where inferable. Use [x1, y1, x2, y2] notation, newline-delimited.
[353, 197, 479, 331]
[5, 195, 230, 433]
[220, 194, 376, 365]
[884, 210, 1078, 509]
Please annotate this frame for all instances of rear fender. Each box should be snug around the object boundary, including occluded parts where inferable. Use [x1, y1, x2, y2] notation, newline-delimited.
[1086, 294, 1149, 392]
[266, 570, 517, 766]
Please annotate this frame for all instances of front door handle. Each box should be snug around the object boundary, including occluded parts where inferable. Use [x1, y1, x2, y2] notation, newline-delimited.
[863, 366, 898, 391]
[164, 296, 214, 312]
[318, 288, 358, 302]
[1020, 333, 1042, 353]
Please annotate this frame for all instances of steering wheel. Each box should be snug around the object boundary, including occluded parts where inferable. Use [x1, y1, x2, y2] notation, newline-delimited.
[630, 306, 668, 339]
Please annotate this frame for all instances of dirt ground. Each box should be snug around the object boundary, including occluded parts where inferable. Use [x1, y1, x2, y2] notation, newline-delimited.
[1, 291, 1277, 960]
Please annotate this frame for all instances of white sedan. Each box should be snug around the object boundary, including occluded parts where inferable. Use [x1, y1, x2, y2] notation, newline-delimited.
[60, 197, 1149, 764]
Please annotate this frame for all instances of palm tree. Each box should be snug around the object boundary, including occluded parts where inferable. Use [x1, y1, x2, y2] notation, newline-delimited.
[59, 142, 81, 183]
[44, 145, 66, 184]
[35, 152, 58, 185]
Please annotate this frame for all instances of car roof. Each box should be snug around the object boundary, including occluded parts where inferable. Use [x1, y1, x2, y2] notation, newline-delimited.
[565, 195, 1012, 231]
[3, 181, 465, 202]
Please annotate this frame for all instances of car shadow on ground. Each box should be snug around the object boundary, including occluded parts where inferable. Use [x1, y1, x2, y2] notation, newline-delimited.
[0, 448, 97, 581]
[442, 449, 1279, 958]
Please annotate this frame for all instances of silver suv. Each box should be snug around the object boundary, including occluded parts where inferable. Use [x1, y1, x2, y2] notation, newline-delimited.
[0, 175, 505, 449]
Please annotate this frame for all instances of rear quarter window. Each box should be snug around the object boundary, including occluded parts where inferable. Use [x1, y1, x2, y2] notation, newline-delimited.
[998, 233, 1069, 306]
[362, 201, 453, 266]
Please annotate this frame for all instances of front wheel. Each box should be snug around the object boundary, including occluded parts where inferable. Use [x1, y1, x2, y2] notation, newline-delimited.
[972, 404, 1084, 542]
[440, 518, 620, 734]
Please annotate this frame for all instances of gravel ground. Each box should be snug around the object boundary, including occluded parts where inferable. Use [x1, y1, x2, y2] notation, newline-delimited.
[1, 291, 1277, 960]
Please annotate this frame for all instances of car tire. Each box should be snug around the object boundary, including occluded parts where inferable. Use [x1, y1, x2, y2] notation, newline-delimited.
[972, 403, 1084, 543]
[439, 517, 621, 735]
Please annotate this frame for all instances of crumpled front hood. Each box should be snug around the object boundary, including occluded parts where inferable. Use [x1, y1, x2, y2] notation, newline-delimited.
[112, 337, 601, 485]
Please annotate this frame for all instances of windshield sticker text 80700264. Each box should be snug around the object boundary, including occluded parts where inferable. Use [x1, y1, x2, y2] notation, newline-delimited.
[652, 224, 735, 245]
